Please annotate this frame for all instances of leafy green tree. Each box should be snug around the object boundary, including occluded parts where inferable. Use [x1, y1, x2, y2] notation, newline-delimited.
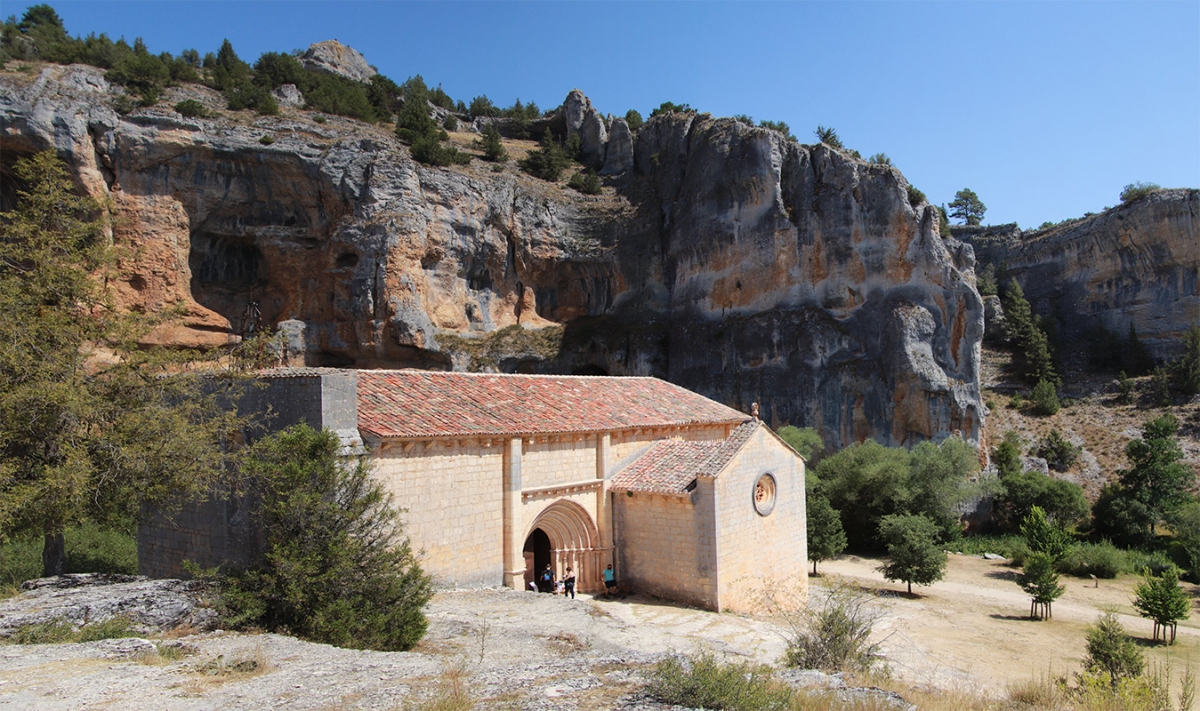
[1016, 552, 1065, 620]
[906, 184, 926, 208]
[520, 128, 570, 181]
[1118, 414, 1193, 535]
[624, 109, 643, 131]
[806, 496, 846, 575]
[214, 425, 433, 651]
[1167, 501, 1200, 576]
[0, 152, 239, 576]
[474, 124, 507, 162]
[818, 440, 914, 550]
[777, 426, 823, 463]
[1091, 483, 1156, 549]
[906, 437, 978, 542]
[948, 188, 986, 226]
[1084, 611, 1145, 685]
[814, 125, 843, 149]
[994, 471, 1089, 533]
[877, 514, 947, 595]
[1132, 566, 1190, 644]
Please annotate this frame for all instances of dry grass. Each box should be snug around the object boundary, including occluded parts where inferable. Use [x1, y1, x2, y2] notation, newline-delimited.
[400, 662, 475, 711]
[542, 631, 589, 654]
[173, 644, 271, 696]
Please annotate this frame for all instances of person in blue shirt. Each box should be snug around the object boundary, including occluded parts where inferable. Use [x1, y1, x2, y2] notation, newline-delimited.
[602, 564, 616, 598]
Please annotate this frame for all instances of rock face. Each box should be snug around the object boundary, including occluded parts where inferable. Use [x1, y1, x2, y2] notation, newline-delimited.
[0, 65, 985, 449]
[954, 190, 1199, 359]
[302, 40, 376, 83]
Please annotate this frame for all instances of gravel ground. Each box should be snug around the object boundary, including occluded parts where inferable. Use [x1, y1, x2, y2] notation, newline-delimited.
[0, 584, 901, 710]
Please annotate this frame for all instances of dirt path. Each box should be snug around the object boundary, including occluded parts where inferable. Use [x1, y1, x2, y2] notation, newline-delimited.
[819, 554, 1200, 694]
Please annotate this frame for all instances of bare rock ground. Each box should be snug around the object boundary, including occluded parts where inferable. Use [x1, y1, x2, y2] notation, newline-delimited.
[1, 582, 906, 710]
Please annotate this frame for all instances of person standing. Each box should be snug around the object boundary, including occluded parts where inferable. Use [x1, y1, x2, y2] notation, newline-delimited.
[602, 564, 616, 598]
[539, 563, 554, 593]
[562, 567, 576, 599]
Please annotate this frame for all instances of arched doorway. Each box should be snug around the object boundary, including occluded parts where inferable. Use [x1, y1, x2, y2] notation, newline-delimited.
[523, 500, 604, 593]
[523, 528, 551, 591]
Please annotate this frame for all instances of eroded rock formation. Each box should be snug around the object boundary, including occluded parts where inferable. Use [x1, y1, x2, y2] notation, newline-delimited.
[0, 62, 985, 449]
[955, 190, 1199, 359]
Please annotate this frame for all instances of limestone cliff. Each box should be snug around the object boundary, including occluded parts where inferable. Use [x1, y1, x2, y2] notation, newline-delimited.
[954, 190, 1199, 360]
[0, 62, 984, 450]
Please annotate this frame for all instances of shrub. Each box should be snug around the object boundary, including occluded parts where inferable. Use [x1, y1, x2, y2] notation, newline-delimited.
[258, 135, 274, 145]
[211, 425, 433, 651]
[1036, 430, 1079, 472]
[648, 653, 794, 711]
[1030, 379, 1060, 415]
[410, 132, 470, 167]
[906, 184, 926, 208]
[731, 114, 754, 126]
[994, 470, 1089, 532]
[649, 101, 694, 118]
[174, 99, 209, 118]
[868, 153, 892, 166]
[1060, 541, 1124, 579]
[468, 95, 497, 119]
[1120, 182, 1162, 205]
[567, 169, 601, 195]
[783, 581, 883, 672]
[758, 120, 796, 141]
[442, 114, 457, 132]
[1, 523, 136, 595]
[312, 114, 327, 124]
[806, 496, 846, 575]
[814, 125, 843, 149]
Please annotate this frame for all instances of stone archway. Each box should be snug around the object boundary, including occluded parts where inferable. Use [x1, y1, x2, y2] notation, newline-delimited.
[525, 500, 604, 593]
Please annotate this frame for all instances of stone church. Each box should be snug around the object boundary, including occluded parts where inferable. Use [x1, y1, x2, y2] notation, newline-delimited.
[140, 368, 808, 612]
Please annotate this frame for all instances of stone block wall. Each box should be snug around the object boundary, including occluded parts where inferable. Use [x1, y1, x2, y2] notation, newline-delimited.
[613, 481, 718, 609]
[138, 369, 357, 578]
[713, 427, 807, 612]
[373, 440, 505, 588]
[521, 436, 597, 489]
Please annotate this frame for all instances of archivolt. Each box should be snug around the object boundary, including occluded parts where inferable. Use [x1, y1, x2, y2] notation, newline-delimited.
[527, 499, 598, 551]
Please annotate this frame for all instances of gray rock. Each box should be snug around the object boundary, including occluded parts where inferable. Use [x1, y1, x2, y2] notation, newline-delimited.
[601, 117, 633, 175]
[983, 295, 1006, 343]
[0, 574, 217, 636]
[564, 88, 588, 138]
[302, 40, 377, 83]
[274, 83, 304, 108]
[983, 553, 1006, 560]
[1022, 456, 1051, 475]
[579, 106, 608, 168]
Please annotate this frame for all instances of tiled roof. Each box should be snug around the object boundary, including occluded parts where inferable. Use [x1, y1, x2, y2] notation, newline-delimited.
[610, 420, 762, 494]
[355, 370, 748, 439]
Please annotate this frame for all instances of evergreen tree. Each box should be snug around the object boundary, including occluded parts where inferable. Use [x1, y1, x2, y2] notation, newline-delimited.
[519, 129, 570, 181]
[948, 188, 987, 225]
[1084, 612, 1145, 685]
[876, 514, 947, 595]
[1124, 323, 1155, 376]
[1174, 324, 1200, 396]
[0, 152, 241, 576]
[807, 496, 847, 575]
[1016, 552, 1065, 619]
[1132, 566, 1190, 644]
[215, 425, 433, 651]
[1001, 279, 1059, 386]
[1020, 506, 1074, 562]
[1029, 379, 1060, 416]
[624, 109, 643, 131]
[814, 125, 843, 149]
[992, 430, 1025, 479]
[395, 79, 438, 145]
[475, 125, 507, 162]
[1118, 414, 1193, 534]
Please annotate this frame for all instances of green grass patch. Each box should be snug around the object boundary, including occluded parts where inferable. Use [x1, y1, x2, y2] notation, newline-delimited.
[7, 615, 139, 645]
[648, 653, 796, 711]
[956, 534, 1030, 565]
[0, 522, 137, 594]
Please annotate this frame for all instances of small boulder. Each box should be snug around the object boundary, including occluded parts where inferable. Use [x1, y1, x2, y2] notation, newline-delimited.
[273, 83, 304, 108]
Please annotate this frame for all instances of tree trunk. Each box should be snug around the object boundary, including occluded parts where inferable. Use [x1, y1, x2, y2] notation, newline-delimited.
[813, 561, 817, 576]
[907, 581, 912, 595]
[42, 532, 65, 578]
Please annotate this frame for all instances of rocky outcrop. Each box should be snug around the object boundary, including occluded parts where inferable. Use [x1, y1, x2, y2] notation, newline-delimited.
[0, 65, 984, 449]
[301, 40, 376, 83]
[954, 190, 1199, 359]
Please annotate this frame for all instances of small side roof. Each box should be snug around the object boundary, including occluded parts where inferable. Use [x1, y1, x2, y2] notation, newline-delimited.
[356, 370, 748, 439]
[610, 420, 761, 494]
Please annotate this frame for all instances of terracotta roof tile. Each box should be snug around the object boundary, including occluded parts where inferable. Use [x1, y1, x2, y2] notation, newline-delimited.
[610, 420, 762, 494]
[355, 370, 748, 439]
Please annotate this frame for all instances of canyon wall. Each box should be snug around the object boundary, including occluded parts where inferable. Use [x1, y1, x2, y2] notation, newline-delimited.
[0, 62, 985, 450]
[955, 190, 1198, 359]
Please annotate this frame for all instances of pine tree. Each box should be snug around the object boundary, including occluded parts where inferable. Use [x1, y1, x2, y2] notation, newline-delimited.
[948, 188, 987, 226]
[1118, 414, 1192, 534]
[519, 129, 569, 181]
[1001, 279, 1059, 386]
[474, 125, 508, 162]
[1016, 552, 1065, 619]
[1084, 612, 1145, 685]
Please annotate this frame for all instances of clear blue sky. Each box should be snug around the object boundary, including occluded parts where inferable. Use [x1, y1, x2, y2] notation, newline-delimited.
[25, 1, 1200, 228]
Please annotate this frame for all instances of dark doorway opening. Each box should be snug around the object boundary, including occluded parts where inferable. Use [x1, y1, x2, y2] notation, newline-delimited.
[523, 528, 551, 591]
